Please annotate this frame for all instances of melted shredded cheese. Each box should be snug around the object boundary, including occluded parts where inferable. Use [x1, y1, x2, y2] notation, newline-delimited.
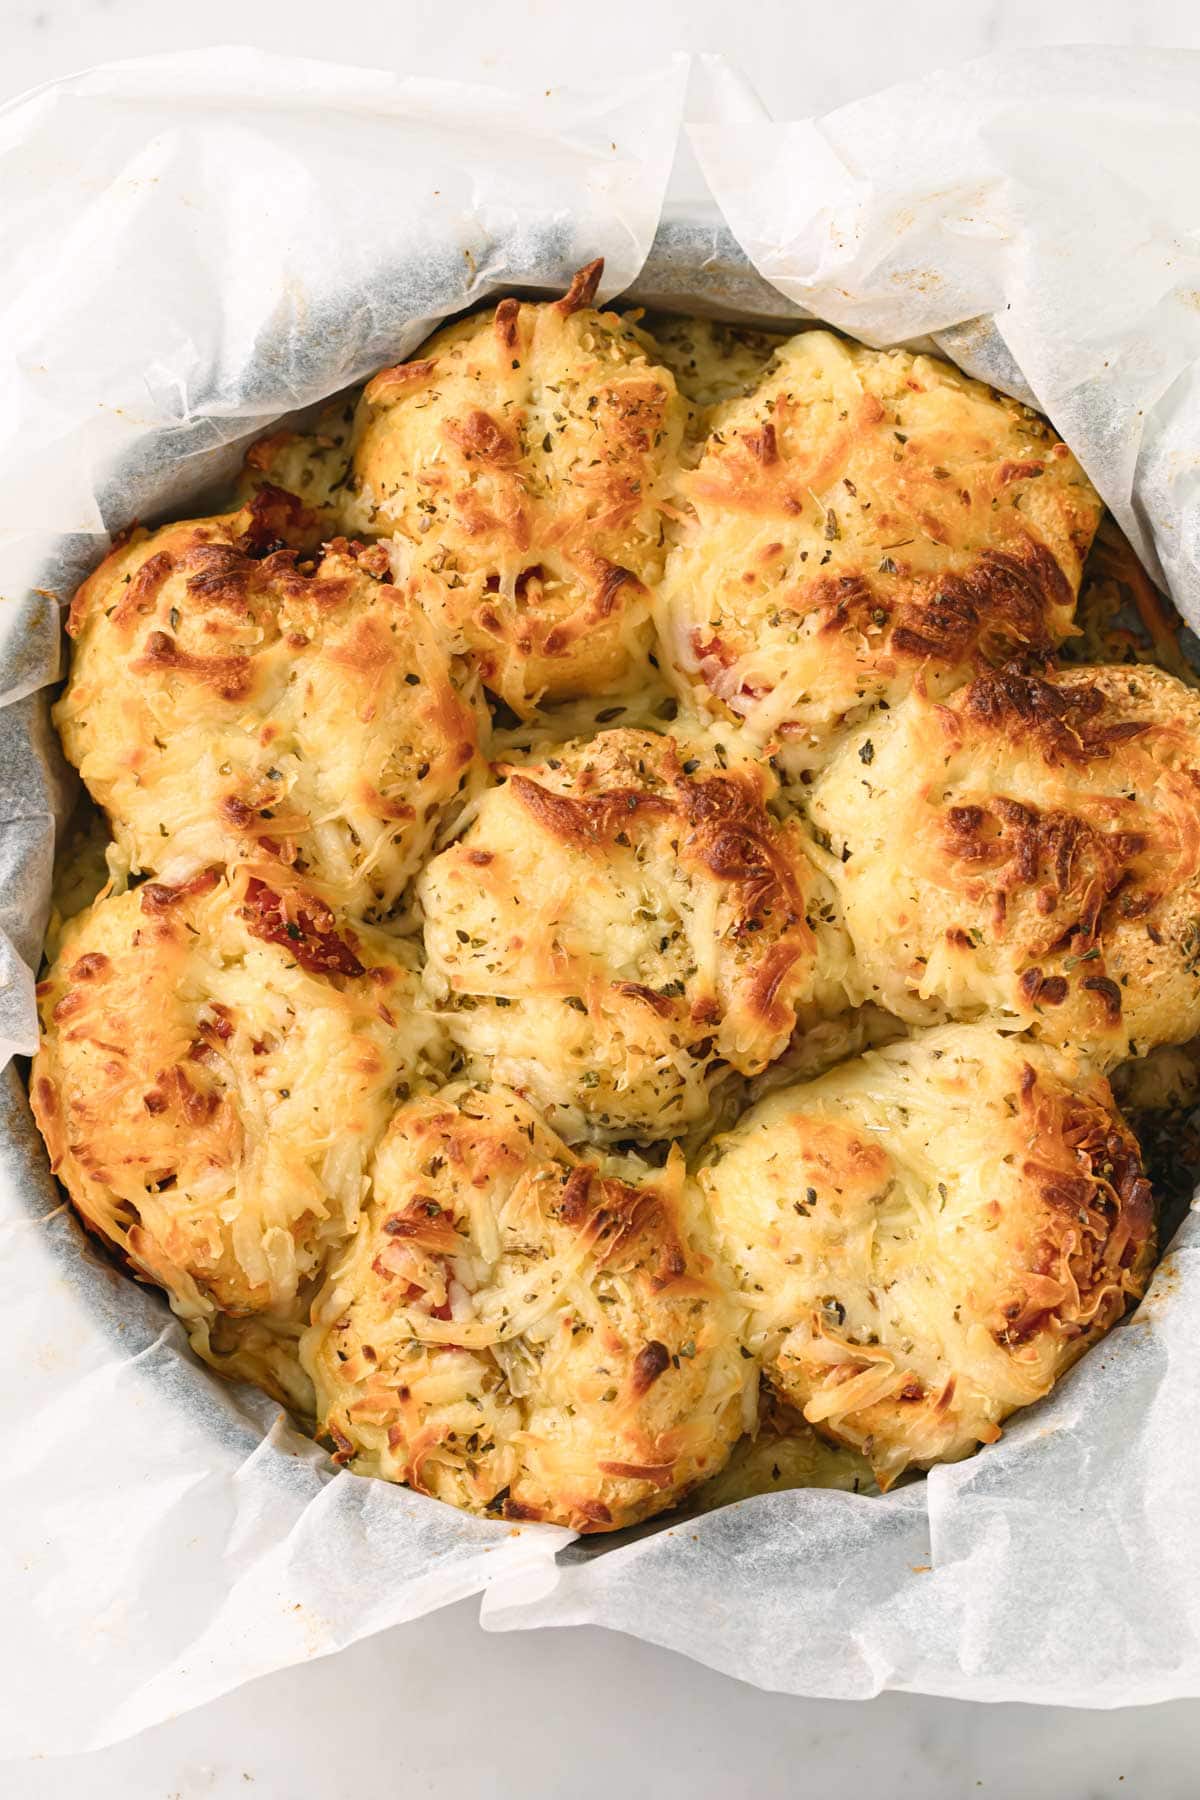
[418, 726, 853, 1141]
[58, 502, 485, 921]
[34, 266, 1182, 1527]
[809, 662, 1200, 1066]
[343, 273, 688, 713]
[657, 329, 1101, 767]
[31, 868, 442, 1395]
[303, 1084, 752, 1531]
[699, 1023, 1155, 1487]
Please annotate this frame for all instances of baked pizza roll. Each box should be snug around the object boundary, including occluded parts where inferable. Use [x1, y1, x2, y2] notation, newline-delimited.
[57, 491, 482, 920]
[658, 330, 1102, 765]
[303, 1084, 751, 1530]
[809, 663, 1200, 1064]
[418, 727, 852, 1141]
[30, 869, 438, 1385]
[345, 261, 687, 711]
[698, 1025, 1155, 1487]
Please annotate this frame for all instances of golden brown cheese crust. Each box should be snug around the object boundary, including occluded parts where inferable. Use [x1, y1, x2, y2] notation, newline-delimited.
[809, 663, 1200, 1064]
[302, 1085, 751, 1531]
[658, 330, 1102, 763]
[418, 727, 852, 1140]
[345, 262, 687, 711]
[699, 1025, 1154, 1486]
[30, 869, 437, 1364]
[31, 283, 1182, 1515]
[57, 495, 482, 919]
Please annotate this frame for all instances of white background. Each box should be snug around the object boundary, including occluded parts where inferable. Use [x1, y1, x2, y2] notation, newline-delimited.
[8, 2, 1200, 1793]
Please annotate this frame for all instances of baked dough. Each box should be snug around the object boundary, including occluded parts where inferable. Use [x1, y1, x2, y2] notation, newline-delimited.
[419, 726, 852, 1140]
[303, 1084, 751, 1530]
[345, 262, 687, 712]
[809, 663, 1200, 1064]
[30, 869, 437, 1378]
[658, 330, 1102, 765]
[57, 494, 482, 919]
[32, 281, 1179, 1522]
[698, 1024, 1154, 1486]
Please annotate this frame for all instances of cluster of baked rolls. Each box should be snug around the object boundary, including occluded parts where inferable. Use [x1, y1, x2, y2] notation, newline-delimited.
[33, 260, 1185, 1532]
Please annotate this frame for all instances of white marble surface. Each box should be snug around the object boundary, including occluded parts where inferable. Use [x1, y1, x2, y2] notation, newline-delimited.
[17, 1593, 1200, 1799]
[4, 0, 1196, 121]
[8, 3, 1200, 1794]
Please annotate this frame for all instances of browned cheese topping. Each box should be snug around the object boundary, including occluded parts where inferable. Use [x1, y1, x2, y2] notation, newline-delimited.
[34, 271, 1179, 1523]
[303, 1084, 752, 1530]
[31, 869, 437, 1402]
[58, 492, 481, 919]
[419, 727, 852, 1139]
[658, 329, 1102, 766]
[345, 261, 688, 711]
[810, 663, 1200, 1064]
[700, 1025, 1154, 1486]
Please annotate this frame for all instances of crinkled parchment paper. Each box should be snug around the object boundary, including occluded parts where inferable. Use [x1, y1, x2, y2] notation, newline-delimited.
[3, 44, 1200, 1755]
[689, 47, 1200, 623]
